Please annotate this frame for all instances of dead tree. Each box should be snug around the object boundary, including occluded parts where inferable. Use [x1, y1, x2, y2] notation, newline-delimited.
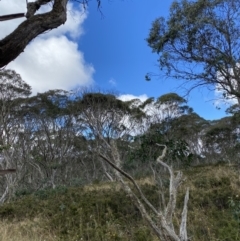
[99, 142, 189, 241]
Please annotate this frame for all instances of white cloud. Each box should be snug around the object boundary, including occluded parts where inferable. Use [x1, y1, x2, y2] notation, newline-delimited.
[214, 88, 238, 107]
[0, 0, 26, 39]
[1, 1, 94, 94]
[9, 36, 94, 94]
[215, 64, 239, 106]
[118, 94, 148, 102]
[109, 78, 117, 86]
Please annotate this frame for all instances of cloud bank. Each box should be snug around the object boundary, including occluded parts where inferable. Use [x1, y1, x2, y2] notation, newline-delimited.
[1, 1, 94, 94]
[118, 94, 148, 102]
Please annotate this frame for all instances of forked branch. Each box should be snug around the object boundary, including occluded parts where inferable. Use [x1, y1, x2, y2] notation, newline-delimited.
[99, 142, 189, 241]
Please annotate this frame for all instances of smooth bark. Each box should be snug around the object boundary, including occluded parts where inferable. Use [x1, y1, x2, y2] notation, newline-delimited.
[100, 142, 189, 241]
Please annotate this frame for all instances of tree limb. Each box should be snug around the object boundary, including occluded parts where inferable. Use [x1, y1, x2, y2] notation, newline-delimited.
[0, 0, 67, 68]
[179, 188, 189, 241]
[0, 169, 16, 175]
[100, 141, 189, 241]
[0, 13, 25, 21]
[156, 144, 184, 229]
[99, 152, 159, 216]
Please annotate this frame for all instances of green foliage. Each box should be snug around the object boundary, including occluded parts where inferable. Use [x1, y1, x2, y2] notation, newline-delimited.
[0, 166, 239, 241]
[1, 70, 240, 241]
[0, 186, 154, 241]
[147, 0, 240, 101]
[156, 92, 186, 105]
[24, 89, 69, 118]
[185, 166, 240, 240]
[0, 69, 32, 98]
[14, 188, 34, 198]
[34, 186, 68, 200]
[204, 116, 240, 164]
[228, 196, 240, 224]
[0, 144, 11, 152]
[226, 104, 240, 116]
[128, 125, 193, 169]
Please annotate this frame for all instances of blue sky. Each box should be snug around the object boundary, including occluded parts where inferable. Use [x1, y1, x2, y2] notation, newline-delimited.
[1, 0, 230, 120]
[78, 0, 228, 120]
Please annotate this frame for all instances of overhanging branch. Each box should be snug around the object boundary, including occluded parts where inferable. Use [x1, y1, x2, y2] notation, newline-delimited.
[0, 13, 25, 21]
[0, 0, 67, 68]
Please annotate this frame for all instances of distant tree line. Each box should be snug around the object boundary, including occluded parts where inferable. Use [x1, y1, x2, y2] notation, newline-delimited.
[0, 69, 239, 203]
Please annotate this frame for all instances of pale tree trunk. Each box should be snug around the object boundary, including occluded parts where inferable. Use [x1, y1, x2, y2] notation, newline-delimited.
[0, 149, 22, 202]
[0, 186, 8, 203]
[99, 141, 189, 241]
[50, 169, 57, 189]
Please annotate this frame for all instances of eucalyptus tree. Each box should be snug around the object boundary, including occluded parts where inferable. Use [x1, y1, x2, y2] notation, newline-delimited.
[0, 69, 31, 202]
[204, 115, 240, 164]
[130, 93, 195, 169]
[0, 69, 31, 144]
[70, 91, 191, 240]
[170, 113, 209, 161]
[136, 93, 192, 130]
[71, 91, 145, 181]
[154, 93, 191, 121]
[66, 91, 192, 239]
[100, 142, 189, 241]
[22, 89, 80, 189]
[147, 0, 240, 104]
[151, 93, 192, 140]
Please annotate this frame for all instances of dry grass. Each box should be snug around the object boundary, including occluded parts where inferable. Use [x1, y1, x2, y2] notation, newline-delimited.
[0, 217, 57, 241]
[184, 164, 240, 193]
[0, 164, 239, 241]
[84, 176, 155, 192]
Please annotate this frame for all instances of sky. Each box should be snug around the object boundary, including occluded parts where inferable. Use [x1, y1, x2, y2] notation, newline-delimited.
[0, 0, 233, 120]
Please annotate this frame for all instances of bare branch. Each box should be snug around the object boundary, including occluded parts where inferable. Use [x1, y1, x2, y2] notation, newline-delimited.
[0, 0, 68, 68]
[155, 144, 189, 240]
[0, 13, 25, 21]
[0, 169, 16, 175]
[100, 141, 189, 241]
[180, 188, 189, 241]
[99, 152, 159, 216]
[26, 0, 52, 19]
[156, 144, 167, 161]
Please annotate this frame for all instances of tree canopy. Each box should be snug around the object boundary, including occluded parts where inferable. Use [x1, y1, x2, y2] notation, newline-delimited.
[147, 0, 240, 105]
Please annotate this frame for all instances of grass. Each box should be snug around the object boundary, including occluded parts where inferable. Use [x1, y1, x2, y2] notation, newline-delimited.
[0, 164, 239, 241]
[0, 218, 56, 241]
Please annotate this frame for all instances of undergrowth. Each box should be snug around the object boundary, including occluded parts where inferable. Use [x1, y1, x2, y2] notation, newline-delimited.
[0, 164, 239, 240]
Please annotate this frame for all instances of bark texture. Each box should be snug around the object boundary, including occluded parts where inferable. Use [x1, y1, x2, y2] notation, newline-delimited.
[0, 0, 68, 68]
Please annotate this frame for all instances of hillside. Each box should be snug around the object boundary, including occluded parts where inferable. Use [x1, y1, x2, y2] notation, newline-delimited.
[0, 164, 239, 241]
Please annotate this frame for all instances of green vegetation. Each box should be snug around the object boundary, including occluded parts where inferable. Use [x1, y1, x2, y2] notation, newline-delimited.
[0, 164, 239, 241]
[147, 0, 240, 103]
[0, 69, 240, 240]
[2, 0, 240, 240]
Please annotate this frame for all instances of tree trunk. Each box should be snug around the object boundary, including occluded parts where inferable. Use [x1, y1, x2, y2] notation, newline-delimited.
[99, 142, 189, 241]
[0, 0, 68, 68]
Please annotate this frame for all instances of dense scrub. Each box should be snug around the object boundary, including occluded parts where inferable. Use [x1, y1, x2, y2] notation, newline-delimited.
[0, 164, 239, 241]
